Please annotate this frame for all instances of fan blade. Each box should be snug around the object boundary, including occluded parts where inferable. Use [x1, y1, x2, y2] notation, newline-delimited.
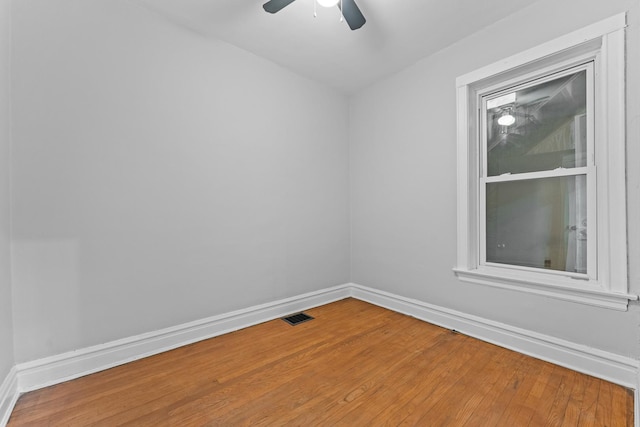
[263, 0, 296, 14]
[338, 0, 366, 30]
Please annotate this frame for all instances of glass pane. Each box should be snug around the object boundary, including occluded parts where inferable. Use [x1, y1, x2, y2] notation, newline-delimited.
[485, 69, 588, 176]
[485, 175, 587, 273]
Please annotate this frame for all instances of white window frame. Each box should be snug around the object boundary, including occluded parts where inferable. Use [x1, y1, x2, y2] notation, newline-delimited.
[453, 13, 637, 311]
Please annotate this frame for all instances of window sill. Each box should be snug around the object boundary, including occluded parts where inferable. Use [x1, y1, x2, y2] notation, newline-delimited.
[452, 267, 637, 311]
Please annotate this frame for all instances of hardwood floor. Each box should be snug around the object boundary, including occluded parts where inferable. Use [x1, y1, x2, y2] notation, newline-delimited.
[8, 298, 634, 426]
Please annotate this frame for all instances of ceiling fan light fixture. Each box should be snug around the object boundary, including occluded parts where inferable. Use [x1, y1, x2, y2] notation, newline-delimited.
[263, 0, 365, 30]
[317, 0, 340, 7]
[497, 108, 516, 126]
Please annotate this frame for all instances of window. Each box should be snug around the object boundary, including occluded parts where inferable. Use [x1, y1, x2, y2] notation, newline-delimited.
[454, 14, 637, 310]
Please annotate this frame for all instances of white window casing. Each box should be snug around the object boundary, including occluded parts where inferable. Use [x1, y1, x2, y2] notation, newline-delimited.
[453, 13, 637, 311]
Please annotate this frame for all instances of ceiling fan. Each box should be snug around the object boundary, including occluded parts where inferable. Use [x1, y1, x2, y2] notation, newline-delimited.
[263, 0, 366, 30]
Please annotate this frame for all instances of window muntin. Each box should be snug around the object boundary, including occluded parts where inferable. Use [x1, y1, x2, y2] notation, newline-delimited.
[478, 63, 595, 279]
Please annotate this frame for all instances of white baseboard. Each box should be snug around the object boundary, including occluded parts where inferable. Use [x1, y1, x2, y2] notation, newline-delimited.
[0, 367, 18, 427]
[10, 282, 639, 422]
[16, 284, 351, 393]
[349, 283, 639, 389]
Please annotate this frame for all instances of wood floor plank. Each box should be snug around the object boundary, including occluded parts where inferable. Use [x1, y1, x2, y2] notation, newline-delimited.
[406, 338, 505, 426]
[369, 336, 474, 425]
[392, 336, 497, 425]
[575, 374, 602, 427]
[609, 380, 634, 427]
[441, 353, 511, 426]
[526, 364, 566, 426]
[560, 369, 588, 427]
[544, 368, 581, 426]
[7, 298, 633, 426]
[501, 360, 556, 426]
[596, 380, 615, 426]
[457, 352, 529, 427]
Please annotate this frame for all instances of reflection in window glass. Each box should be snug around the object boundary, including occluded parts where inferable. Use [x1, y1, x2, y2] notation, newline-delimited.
[486, 70, 587, 176]
[486, 175, 587, 273]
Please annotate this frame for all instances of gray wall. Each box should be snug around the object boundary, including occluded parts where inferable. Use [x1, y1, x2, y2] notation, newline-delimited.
[0, 0, 14, 382]
[350, 0, 640, 357]
[11, 0, 350, 363]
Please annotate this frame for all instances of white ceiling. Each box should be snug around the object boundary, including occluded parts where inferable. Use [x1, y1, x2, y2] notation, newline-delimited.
[137, 0, 539, 94]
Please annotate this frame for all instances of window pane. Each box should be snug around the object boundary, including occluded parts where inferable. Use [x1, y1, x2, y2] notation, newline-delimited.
[486, 175, 587, 273]
[485, 69, 587, 176]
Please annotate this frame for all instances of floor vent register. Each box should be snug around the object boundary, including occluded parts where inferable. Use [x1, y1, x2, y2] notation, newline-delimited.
[282, 312, 314, 326]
